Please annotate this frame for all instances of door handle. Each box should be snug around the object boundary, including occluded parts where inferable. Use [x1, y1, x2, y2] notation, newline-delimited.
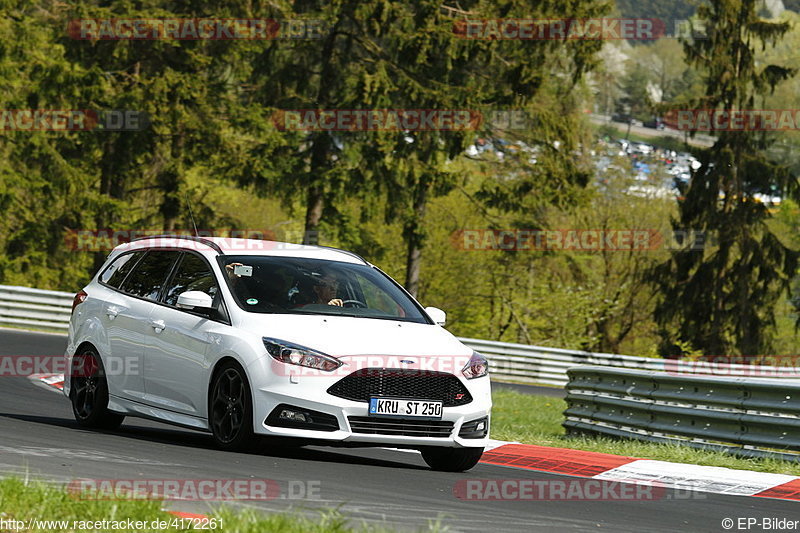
[105, 306, 120, 320]
[149, 319, 166, 333]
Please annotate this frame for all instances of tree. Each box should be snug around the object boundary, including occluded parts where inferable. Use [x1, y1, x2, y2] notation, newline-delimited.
[61, 1, 284, 266]
[629, 39, 689, 103]
[0, 1, 99, 288]
[376, 0, 610, 296]
[615, 0, 696, 24]
[244, 1, 611, 296]
[593, 43, 628, 115]
[0, 0, 290, 287]
[350, 1, 488, 296]
[618, 61, 652, 117]
[653, 0, 800, 358]
[244, 1, 378, 246]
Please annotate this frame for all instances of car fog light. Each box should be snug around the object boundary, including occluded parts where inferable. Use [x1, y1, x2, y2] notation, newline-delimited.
[459, 416, 489, 438]
[267, 404, 340, 432]
[280, 409, 308, 423]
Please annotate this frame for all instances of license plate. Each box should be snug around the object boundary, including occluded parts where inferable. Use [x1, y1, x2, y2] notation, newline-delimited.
[369, 398, 443, 419]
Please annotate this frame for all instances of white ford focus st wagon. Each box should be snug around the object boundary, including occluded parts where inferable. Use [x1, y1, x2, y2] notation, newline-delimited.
[64, 236, 491, 471]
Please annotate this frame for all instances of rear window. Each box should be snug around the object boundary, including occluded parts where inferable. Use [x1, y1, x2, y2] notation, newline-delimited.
[120, 251, 179, 301]
[99, 252, 144, 288]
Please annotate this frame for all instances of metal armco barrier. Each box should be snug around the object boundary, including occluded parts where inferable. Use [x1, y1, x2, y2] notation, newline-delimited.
[460, 337, 667, 386]
[1, 284, 798, 386]
[563, 365, 800, 461]
[458, 337, 800, 386]
[0, 284, 73, 331]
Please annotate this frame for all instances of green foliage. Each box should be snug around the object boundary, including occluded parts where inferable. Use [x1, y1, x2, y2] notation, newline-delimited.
[1, 0, 799, 358]
[614, 0, 696, 23]
[653, 0, 800, 358]
[400, 151, 672, 353]
[618, 62, 652, 117]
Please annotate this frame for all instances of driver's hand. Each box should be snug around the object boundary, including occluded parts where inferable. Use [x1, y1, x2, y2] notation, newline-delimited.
[328, 299, 343, 306]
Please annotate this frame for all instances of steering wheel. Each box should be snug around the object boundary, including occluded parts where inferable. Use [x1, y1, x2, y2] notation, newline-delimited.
[341, 299, 367, 308]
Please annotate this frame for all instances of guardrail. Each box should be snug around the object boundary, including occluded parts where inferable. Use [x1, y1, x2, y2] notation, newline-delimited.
[458, 337, 800, 386]
[1, 284, 798, 386]
[0, 284, 73, 331]
[563, 365, 800, 460]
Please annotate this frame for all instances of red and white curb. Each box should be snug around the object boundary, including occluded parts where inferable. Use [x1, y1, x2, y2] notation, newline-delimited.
[167, 511, 209, 521]
[29, 373, 800, 502]
[29, 373, 64, 392]
[479, 443, 800, 502]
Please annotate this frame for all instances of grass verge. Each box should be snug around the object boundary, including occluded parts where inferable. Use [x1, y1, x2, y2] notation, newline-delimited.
[0, 477, 433, 532]
[491, 388, 800, 476]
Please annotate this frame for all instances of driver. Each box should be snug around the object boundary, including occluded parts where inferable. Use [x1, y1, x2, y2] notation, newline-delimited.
[312, 273, 343, 306]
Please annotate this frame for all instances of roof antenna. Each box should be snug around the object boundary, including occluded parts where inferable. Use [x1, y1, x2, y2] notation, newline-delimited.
[185, 191, 199, 237]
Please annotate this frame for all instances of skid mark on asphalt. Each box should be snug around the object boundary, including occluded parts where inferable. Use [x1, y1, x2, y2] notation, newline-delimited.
[0, 445, 183, 466]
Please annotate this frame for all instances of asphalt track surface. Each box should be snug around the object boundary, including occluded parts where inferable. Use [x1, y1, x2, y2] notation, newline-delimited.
[0, 328, 796, 532]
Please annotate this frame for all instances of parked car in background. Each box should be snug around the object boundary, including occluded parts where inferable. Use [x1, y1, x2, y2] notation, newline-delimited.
[643, 117, 666, 130]
[611, 113, 643, 126]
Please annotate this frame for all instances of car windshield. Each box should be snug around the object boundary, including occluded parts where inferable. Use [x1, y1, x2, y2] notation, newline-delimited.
[219, 255, 428, 324]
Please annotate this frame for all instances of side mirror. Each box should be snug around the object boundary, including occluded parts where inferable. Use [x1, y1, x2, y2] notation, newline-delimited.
[177, 291, 214, 310]
[424, 306, 446, 326]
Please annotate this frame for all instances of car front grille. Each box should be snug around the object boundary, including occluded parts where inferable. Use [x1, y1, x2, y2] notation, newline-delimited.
[347, 416, 454, 438]
[327, 368, 473, 407]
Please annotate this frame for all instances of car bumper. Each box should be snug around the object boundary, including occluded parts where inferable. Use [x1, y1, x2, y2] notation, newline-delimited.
[247, 358, 492, 448]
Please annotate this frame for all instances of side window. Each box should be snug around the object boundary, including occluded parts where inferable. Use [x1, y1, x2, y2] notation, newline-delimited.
[99, 252, 144, 288]
[120, 251, 179, 301]
[163, 253, 218, 307]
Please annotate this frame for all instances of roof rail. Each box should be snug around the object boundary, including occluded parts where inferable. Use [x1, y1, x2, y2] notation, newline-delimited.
[314, 244, 368, 264]
[130, 234, 225, 255]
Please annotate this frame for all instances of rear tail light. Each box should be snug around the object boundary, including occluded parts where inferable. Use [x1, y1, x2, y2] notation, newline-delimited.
[72, 290, 88, 314]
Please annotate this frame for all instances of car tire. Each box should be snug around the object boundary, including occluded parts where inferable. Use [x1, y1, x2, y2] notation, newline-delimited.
[420, 447, 484, 472]
[69, 347, 125, 429]
[208, 360, 255, 452]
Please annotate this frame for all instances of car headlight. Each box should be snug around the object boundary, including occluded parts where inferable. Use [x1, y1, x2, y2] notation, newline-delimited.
[263, 337, 342, 372]
[462, 351, 489, 379]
